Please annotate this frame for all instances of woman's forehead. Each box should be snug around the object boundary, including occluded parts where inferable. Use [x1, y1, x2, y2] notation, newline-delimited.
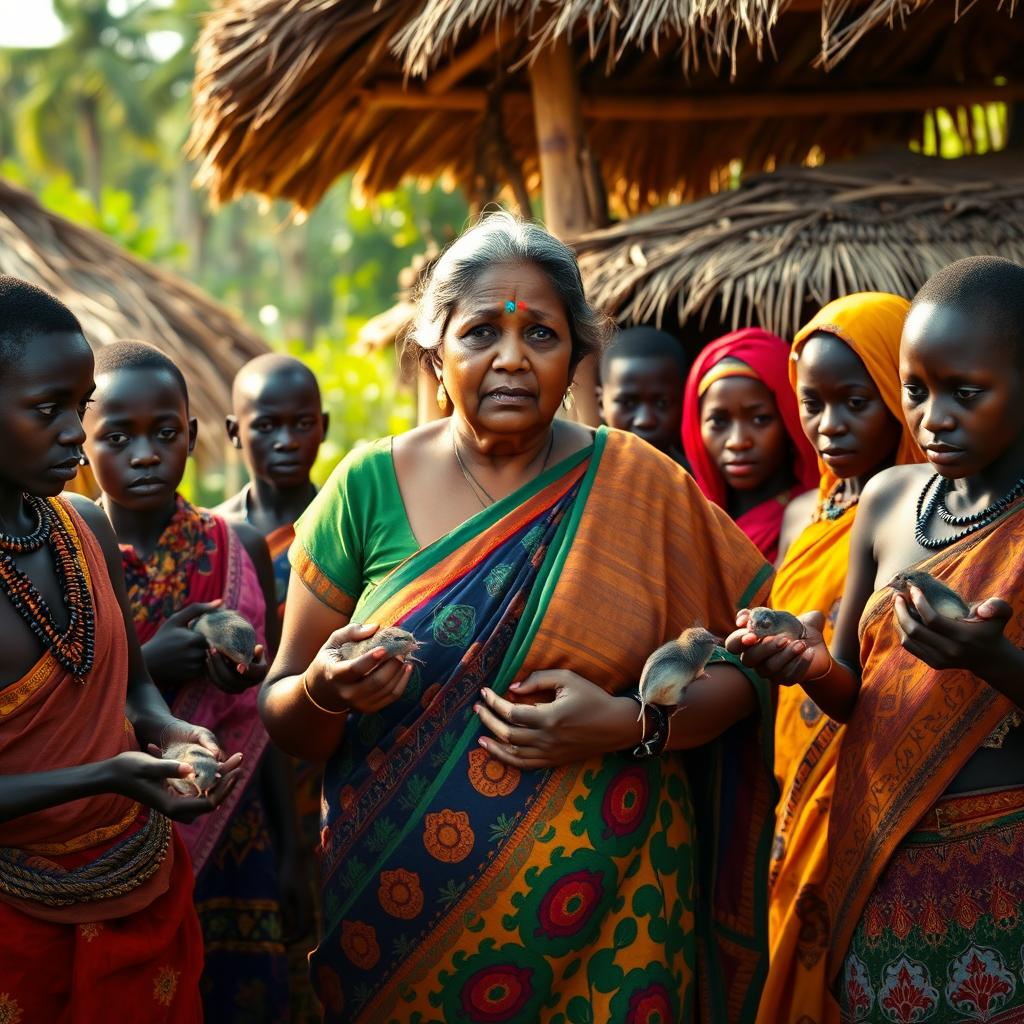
[454, 263, 566, 313]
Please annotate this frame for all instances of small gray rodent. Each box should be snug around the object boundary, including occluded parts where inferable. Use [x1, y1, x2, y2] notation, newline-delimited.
[191, 609, 258, 666]
[637, 627, 718, 714]
[746, 607, 807, 640]
[162, 742, 219, 796]
[341, 626, 421, 661]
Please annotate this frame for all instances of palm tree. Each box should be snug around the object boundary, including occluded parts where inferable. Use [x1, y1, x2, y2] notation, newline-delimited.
[9, 0, 192, 210]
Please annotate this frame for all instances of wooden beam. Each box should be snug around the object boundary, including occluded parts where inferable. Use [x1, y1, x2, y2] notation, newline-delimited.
[425, 30, 503, 95]
[527, 35, 603, 427]
[365, 82, 1024, 121]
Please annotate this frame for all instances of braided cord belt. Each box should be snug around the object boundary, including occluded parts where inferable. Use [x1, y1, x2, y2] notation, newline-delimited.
[0, 811, 172, 906]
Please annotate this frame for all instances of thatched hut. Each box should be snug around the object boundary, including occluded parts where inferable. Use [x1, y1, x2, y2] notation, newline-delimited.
[190, 0, 1024, 220]
[189, 0, 1023, 419]
[0, 177, 269, 465]
[355, 149, 1024, 353]
[577, 148, 1024, 345]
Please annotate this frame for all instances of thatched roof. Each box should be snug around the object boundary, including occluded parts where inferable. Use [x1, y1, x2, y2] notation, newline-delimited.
[0, 178, 268, 463]
[575, 149, 1024, 341]
[189, 0, 1023, 213]
[355, 150, 1024, 351]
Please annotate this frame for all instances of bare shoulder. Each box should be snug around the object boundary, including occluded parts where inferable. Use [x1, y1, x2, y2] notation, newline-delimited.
[213, 489, 247, 522]
[859, 463, 931, 524]
[63, 493, 123, 576]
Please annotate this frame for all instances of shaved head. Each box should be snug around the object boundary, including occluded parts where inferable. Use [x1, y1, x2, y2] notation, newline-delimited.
[232, 353, 321, 411]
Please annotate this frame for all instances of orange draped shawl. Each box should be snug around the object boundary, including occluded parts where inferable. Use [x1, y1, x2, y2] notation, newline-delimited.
[760, 293, 921, 1024]
[825, 501, 1024, 986]
[0, 497, 202, 1021]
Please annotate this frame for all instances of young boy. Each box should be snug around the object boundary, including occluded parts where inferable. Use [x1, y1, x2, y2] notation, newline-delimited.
[83, 342, 299, 1024]
[734, 257, 1024, 1020]
[598, 325, 690, 466]
[216, 352, 327, 1024]
[0, 277, 241, 1022]
[217, 353, 328, 620]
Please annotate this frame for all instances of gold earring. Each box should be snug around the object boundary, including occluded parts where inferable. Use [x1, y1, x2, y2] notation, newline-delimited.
[562, 384, 576, 411]
[437, 383, 448, 412]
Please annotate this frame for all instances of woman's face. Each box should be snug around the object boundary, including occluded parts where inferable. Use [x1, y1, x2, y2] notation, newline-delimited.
[700, 376, 789, 491]
[796, 332, 902, 481]
[901, 302, 1024, 479]
[438, 262, 574, 439]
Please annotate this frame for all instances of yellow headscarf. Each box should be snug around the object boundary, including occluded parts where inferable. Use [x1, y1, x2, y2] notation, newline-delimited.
[790, 291, 924, 499]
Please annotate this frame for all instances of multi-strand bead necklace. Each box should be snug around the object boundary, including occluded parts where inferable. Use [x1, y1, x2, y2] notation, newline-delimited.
[0, 495, 95, 677]
[915, 472, 1024, 550]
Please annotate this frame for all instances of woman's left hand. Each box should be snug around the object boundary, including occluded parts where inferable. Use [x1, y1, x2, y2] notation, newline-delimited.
[894, 585, 1014, 675]
[475, 670, 639, 769]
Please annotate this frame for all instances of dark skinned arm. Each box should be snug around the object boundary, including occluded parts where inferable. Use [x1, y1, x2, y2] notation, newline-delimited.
[0, 498, 243, 826]
[725, 473, 896, 722]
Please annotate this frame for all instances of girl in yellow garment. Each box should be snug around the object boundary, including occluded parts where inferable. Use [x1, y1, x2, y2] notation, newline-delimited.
[758, 293, 923, 1024]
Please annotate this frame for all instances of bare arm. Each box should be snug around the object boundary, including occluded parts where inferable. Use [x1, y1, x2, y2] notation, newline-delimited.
[231, 520, 281, 656]
[260, 575, 410, 761]
[725, 475, 893, 722]
[0, 498, 242, 825]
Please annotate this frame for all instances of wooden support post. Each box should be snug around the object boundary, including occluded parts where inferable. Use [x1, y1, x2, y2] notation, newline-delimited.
[528, 36, 603, 426]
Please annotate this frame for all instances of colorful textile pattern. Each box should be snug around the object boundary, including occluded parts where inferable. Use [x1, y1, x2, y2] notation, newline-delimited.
[759, 293, 922, 1024]
[825, 502, 1024, 987]
[0, 829, 203, 1023]
[265, 521, 295, 621]
[839, 787, 1024, 1024]
[681, 328, 819, 562]
[0, 499, 201, 1018]
[292, 428, 775, 1023]
[119, 495, 288, 1024]
[254, 516, 323, 1024]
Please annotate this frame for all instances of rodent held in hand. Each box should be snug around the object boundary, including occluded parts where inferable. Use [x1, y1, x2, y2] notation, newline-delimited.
[887, 569, 971, 620]
[638, 627, 719, 714]
[746, 606, 807, 640]
[162, 742, 219, 796]
[340, 626, 421, 662]
[191, 609, 258, 667]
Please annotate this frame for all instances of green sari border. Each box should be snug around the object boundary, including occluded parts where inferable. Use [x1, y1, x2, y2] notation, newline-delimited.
[738, 562, 773, 612]
[360, 429, 602, 617]
[331, 429, 608, 924]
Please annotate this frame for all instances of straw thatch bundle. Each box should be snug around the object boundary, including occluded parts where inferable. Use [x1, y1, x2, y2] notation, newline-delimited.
[575, 150, 1024, 340]
[354, 151, 1024, 351]
[190, 0, 1023, 213]
[0, 178, 268, 463]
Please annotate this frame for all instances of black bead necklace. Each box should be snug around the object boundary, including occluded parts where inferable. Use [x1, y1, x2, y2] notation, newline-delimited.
[0, 496, 95, 678]
[915, 472, 1024, 550]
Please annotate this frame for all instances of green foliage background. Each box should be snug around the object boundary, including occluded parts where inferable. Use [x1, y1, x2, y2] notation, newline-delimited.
[0, 1, 468, 501]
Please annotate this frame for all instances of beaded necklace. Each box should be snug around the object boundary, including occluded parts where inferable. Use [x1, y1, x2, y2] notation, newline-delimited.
[915, 472, 1024, 550]
[818, 479, 859, 522]
[0, 495, 95, 678]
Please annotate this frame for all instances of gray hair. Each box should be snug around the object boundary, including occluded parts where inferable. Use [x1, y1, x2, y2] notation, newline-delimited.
[406, 211, 609, 368]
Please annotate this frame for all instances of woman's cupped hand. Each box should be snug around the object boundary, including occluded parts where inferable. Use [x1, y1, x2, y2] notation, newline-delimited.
[474, 670, 640, 769]
[302, 622, 413, 715]
[724, 608, 829, 687]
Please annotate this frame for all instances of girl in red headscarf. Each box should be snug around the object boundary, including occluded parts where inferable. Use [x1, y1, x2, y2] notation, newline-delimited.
[682, 329, 819, 562]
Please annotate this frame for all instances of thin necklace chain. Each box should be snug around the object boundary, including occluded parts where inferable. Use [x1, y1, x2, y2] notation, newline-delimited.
[451, 428, 556, 509]
[915, 471, 1024, 550]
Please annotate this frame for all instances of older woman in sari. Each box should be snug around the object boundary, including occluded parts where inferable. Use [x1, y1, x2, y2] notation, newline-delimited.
[262, 213, 776, 1024]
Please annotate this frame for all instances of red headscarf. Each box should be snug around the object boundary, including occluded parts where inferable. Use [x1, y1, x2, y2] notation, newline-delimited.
[681, 328, 819, 561]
